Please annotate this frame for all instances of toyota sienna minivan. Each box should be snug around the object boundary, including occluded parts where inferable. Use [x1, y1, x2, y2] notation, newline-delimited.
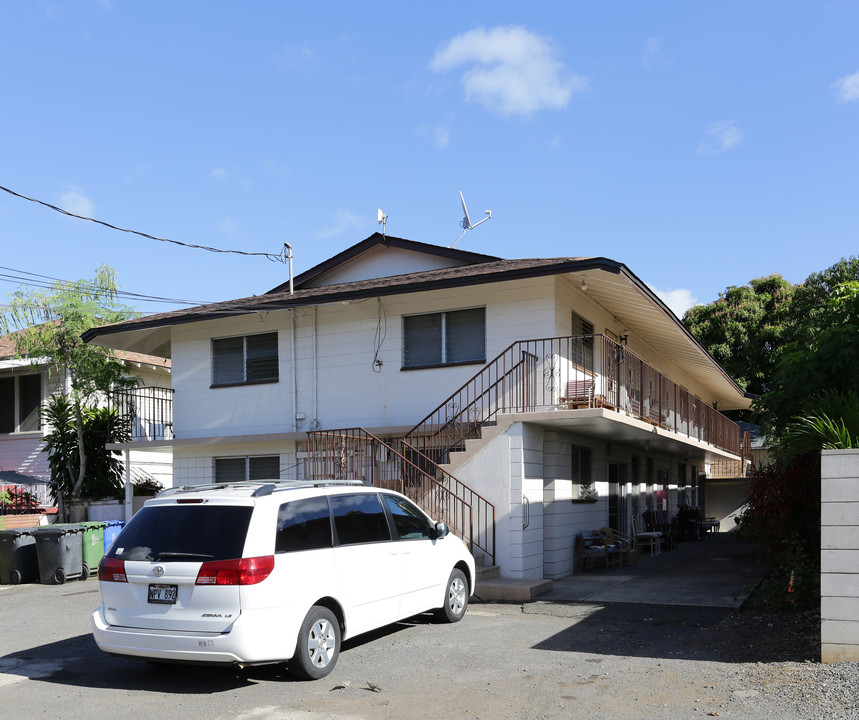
[92, 480, 476, 679]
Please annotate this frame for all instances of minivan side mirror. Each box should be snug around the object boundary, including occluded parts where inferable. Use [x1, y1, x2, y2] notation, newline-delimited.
[433, 522, 449, 539]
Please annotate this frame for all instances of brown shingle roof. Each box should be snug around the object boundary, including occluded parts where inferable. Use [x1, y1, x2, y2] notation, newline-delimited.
[0, 326, 170, 369]
[83, 255, 614, 341]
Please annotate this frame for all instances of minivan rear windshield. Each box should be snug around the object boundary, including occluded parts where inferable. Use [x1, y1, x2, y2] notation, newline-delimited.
[108, 505, 253, 562]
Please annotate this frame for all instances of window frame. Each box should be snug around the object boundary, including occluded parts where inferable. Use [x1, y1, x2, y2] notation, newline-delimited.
[214, 455, 281, 483]
[571, 445, 593, 500]
[211, 332, 279, 388]
[402, 307, 486, 370]
[0, 373, 43, 434]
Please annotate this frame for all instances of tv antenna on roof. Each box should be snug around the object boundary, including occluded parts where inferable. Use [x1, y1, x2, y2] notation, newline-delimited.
[450, 191, 491, 248]
[377, 208, 388, 239]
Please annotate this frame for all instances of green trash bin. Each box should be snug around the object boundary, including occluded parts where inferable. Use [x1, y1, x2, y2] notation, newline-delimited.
[32, 525, 86, 585]
[79, 521, 107, 576]
[52, 522, 106, 576]
[0, 528, 40, 584]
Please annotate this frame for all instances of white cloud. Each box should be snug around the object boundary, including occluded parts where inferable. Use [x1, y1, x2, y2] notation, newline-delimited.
[416, 124, 452, 149]
[432, 126, 450, 148]
[318, 209, 366, 240]
[642, 37, 671, 70]
[697, 122, 743, 155]
[273, 43, 316, 72]
[125, 163, 152, 182]
[209, 168, 229, 181]
[60, 185, 95, 217]
[429, 26, 587, 116]
[649, 285, 699, 318]
[217, 216, 240, 236]
[833, 70, 859, 103]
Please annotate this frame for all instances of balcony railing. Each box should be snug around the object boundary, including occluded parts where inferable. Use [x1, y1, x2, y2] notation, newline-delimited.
[110, 387, 174, 441]
[405, 334, 751, 467]
[306, 428, 495, 565]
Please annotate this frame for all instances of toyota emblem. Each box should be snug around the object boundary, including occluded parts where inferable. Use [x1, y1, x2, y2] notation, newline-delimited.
[153, 566, 165, 577]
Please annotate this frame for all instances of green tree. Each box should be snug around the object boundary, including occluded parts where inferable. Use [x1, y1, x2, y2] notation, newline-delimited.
[787, 256, 859, 350]
[755, 280, 859, 442]
[683, 274, 794, 399]
[0, 265, 139, 512]
[42, 395, 131, 502]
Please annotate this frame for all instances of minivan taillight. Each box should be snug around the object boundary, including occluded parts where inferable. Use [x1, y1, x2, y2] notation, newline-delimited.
[195, 556, 275, 586]
[98, 556, 128, 583]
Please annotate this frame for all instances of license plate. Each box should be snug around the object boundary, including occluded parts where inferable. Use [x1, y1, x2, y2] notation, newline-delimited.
[148, 584, 178, 604]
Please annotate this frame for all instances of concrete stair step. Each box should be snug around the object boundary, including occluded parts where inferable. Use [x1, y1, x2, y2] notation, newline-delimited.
[474, 575, 554, 603]
[441, 417, 514, 473]
[476, 564, 500, 581]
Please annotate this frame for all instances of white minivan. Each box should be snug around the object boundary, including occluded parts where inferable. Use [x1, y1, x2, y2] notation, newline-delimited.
[91, 480, 476, 679]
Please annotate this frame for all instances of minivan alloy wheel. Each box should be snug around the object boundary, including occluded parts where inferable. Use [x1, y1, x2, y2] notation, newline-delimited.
[291, 605, 341, 680]
[438, 568, 468, 623]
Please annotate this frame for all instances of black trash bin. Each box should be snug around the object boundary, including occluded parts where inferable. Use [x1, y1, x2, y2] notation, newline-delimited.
[0, 528, 40, 584]
[32, 525, 87, 584]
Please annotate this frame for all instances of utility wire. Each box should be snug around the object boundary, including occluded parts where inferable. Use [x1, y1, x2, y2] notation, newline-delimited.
[0, 265, 211, 307]
[0, 184, 290, 263]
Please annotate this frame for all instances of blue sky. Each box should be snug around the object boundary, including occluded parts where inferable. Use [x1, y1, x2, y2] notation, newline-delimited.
[1, 1, 858, 318]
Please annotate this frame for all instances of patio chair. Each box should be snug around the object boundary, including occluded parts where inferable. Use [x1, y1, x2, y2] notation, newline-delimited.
[575, 529, 621, 571]
[631, 515, 661, 556]
[600, 527, 638, 567]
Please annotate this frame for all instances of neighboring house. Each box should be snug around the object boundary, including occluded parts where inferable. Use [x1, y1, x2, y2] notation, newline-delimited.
[0, 328, 174, 500]
[83, 233, 752, 582]
[704, 421, 769, 532]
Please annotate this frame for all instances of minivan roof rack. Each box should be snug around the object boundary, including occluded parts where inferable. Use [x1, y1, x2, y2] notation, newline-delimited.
[156, 478, 368, 498]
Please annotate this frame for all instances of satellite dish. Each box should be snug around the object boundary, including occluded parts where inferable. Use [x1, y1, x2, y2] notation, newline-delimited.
[377, 208, 388, 237]
[451, 191, 491, 248]
[460, 191, 472, 231]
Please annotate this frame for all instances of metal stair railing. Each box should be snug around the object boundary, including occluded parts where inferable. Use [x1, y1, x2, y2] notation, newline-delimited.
[306, 428, 494, 565]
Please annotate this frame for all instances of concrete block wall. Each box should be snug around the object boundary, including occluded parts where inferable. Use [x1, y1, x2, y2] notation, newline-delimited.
[821, 449, 859, 663]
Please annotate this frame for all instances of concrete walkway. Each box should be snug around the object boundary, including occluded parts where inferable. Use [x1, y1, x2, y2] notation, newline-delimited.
[476, 531, 769, 609]
[540, 531, 768, 609]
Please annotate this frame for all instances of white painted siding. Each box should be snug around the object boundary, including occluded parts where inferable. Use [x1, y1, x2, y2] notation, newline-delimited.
[303, 245, 472, 287]
[169, 278, 559, 439]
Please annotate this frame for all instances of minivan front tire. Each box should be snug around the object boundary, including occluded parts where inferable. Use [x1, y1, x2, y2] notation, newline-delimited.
[438, 568, 468, 623]
[290, 605, 341, 680]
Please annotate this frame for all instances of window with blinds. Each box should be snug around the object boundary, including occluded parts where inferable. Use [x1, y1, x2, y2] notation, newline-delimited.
[403, 308, 485, 369]
[571, 311, 594, 371]
[215, 455, 280, 483]
[212, 332, 278, 386]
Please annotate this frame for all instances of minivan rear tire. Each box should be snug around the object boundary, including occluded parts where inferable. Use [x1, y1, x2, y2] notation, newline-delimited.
[290, 605, 341, 680]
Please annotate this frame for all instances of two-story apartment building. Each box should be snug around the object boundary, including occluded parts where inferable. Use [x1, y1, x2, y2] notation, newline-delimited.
[84, 233, 751, 581]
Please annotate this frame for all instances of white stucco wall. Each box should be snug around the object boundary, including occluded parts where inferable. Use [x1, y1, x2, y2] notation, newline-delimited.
[821, 448, 859, 663]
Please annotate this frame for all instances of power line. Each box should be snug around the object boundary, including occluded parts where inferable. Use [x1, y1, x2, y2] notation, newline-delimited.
[0, 265, 211, 307]
[0, 183, 290, 263]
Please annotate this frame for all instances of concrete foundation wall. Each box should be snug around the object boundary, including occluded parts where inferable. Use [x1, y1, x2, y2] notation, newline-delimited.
[821, 449, 859, 663]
